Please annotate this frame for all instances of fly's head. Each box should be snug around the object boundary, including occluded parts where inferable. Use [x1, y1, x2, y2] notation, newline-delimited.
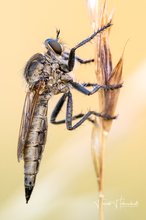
[44, 29, 63, 56]
[44, 30, 73, 85]
[44, 30, 71, 76]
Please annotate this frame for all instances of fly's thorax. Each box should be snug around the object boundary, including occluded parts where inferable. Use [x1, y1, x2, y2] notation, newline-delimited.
[24, 52, 73, 95]
[44, 54, 73, 95]
[46, 71, 72, 95]
[44, 52, 69, 77]
[24, 53, 46, 85]
[26, 62, 44, 85]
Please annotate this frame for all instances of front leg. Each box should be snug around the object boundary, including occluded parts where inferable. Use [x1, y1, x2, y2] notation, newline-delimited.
[68, 22, 112, 71]
[62, 52, 94, 64]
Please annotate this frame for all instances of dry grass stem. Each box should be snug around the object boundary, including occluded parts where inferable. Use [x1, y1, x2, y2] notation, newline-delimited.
[87, 0, 124, 220]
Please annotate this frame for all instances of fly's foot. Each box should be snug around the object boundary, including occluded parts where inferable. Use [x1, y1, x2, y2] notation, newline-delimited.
[102, 83, 123, 90]
[101, 113, 117, 120]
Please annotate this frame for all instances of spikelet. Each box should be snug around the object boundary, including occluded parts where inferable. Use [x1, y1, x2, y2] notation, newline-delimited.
[87, 1, 124, 219]
[95, 3, 123, 132]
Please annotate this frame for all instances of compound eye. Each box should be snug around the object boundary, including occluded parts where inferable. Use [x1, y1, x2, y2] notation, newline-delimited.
[44, 39, 62, 55]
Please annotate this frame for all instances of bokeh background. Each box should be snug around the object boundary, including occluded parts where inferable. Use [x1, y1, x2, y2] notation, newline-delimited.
[0, 0, 146, 219]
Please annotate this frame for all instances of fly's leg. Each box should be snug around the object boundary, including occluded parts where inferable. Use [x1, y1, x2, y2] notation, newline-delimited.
[72, 56, 94, 64]
[66, 91, 116, 130]
[75, 57, 94, 64]
[82, 83, 97, 87]
[67, 22, 112, 71]
[50, 82, 121, 125]
[63, 52, 94, 64]
[70, 81, 122, 95]
[50, 93, 68, 124]
[50, 82, 107, 125]
[50, 93, 94, 125]
[50, 90, 115, 128]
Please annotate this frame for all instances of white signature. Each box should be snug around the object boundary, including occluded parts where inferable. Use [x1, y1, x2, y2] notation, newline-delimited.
[95, 195, 139, 209]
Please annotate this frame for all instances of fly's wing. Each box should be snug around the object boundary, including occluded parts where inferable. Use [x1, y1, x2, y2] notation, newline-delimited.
[18, 53, 45, 161]
[17, 84, 42, 161]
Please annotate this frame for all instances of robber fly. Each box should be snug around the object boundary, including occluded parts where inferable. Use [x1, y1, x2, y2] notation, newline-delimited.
[18, 22, 121, 203]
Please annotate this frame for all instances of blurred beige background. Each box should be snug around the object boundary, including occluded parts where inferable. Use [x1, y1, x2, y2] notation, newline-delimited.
[0, 0, 146, 219]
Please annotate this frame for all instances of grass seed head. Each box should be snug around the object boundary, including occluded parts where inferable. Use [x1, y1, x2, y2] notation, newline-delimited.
[93, 1, 123, 132]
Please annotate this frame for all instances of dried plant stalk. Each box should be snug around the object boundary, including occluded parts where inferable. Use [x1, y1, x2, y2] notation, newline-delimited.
[87, 0, 124, 220]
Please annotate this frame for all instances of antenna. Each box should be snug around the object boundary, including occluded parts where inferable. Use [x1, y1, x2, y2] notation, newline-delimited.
[56, 29, 60, 40]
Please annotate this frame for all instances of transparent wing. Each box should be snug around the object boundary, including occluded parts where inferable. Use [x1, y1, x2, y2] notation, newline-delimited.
[17, 85, 42, 161]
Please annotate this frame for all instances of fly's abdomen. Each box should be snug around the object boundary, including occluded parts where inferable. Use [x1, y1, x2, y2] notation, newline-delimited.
[24, 95, 49, 202]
